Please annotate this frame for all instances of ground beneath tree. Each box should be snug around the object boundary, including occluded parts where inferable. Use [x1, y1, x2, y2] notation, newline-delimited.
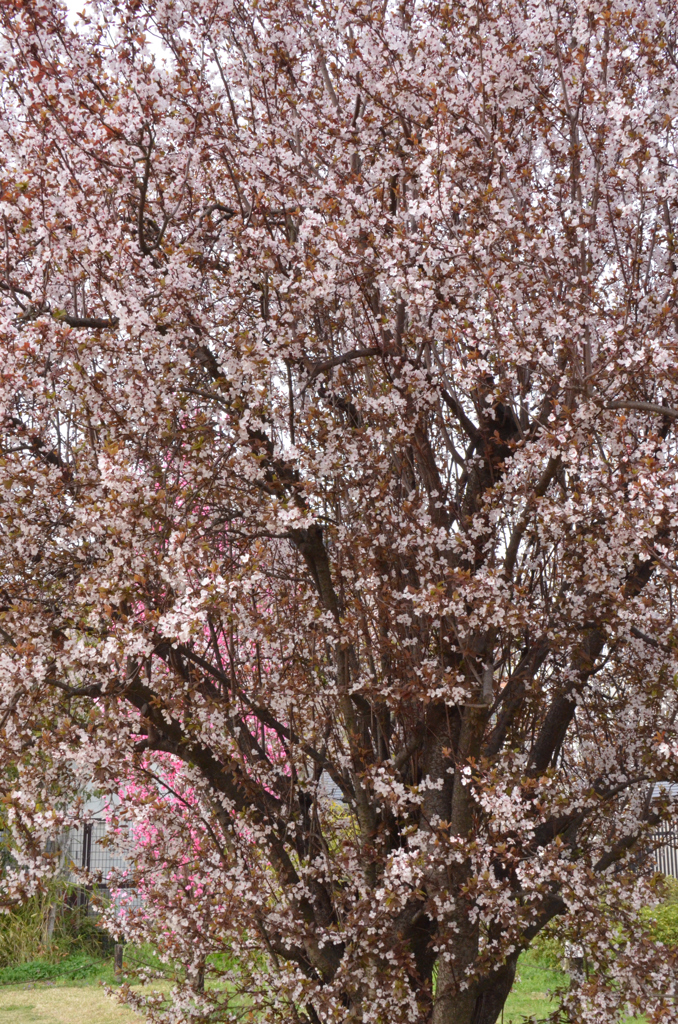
[0, 985, 139, 1023]
[0, 966, 645, 1024]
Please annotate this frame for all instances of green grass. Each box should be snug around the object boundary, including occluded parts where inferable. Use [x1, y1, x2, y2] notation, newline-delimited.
[0, 983, 139, 1023]
[503, 954, 650, 1024]
[503, 955, 565, 1022]
[0, 953, 112, 987]
[0, 954, 653, 1022]
[0, 905, 670, 1021]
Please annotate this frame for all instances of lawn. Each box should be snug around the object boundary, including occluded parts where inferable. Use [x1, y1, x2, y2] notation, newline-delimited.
[502, 957, 648, 1024]
[503, 957, 565, 1022]
[0, 962, 565, 1024]
[0, 962, 561, 1019]
[0, 983, 140, 1023]
[0, 957, 647, 1024]
[0, 973, 560, 1024]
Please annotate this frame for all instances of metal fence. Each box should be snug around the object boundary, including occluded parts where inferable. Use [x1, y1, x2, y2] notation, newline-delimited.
[58, 820, 134, 889]
[654, 821, 678, 878]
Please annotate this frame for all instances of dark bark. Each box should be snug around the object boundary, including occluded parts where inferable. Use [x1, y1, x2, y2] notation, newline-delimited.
[469, 959, 518, 1024]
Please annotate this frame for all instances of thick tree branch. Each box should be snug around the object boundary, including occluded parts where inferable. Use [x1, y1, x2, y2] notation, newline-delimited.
[607, 400, 678, 418]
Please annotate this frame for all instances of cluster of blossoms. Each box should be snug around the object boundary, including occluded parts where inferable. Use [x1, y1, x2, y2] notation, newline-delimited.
[0, 0, 677, 1021]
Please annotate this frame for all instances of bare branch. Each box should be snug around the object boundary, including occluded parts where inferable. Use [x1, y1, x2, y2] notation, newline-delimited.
[607, 401, 678, 418]
[305, 348, 380, 382]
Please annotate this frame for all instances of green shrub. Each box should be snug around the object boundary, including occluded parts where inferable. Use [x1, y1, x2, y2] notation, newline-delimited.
[0, 884, 110, 967]
[642, 878, 678, 948]
[120, 940, 176, 978]
[525, 927, 566, 969]
[659, 875, 678, 907]
[651, 902, 678, 947]
[528, 876, 678, 965]
[0, 953, 104, 986]
[638, 876, 678, 949]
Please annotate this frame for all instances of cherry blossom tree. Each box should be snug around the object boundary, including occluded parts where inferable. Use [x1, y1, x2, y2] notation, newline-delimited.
[1, 0, 678, 1020]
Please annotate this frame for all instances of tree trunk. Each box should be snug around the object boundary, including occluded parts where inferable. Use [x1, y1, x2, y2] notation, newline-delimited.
[432, 960, 479, 1024]
[431, 956, 517, 1024]
[470, 960, 518, 1024]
